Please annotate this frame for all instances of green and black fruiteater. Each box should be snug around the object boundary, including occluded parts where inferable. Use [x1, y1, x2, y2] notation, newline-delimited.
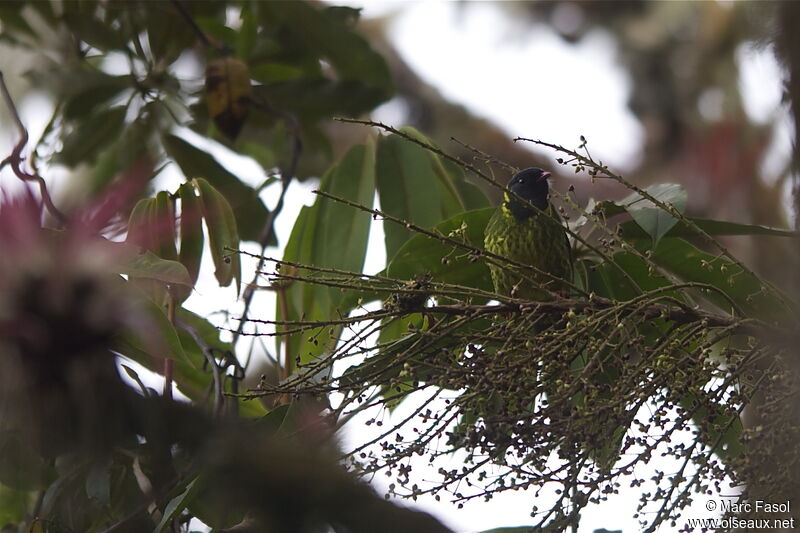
[484, 167, 572, 300]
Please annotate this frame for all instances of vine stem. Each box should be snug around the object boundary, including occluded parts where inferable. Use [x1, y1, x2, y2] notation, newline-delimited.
[0, 71, 66, 226]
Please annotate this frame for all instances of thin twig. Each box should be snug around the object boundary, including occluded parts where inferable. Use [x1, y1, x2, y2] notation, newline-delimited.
[169, 0, 213, 49]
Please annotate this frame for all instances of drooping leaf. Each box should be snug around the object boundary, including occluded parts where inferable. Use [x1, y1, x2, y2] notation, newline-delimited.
[126, 197, 159, 252]
[177, 182, 205, 302]
[194, 177, 241, 293]
[163, 134, 270, 243]
[154, 190, 178, 260]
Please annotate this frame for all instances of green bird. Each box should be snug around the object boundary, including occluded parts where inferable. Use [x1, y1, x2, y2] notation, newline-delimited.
[484, 167, 573, 300]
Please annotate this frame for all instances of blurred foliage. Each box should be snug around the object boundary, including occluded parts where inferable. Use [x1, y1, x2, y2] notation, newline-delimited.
[0, 1, 798, 532]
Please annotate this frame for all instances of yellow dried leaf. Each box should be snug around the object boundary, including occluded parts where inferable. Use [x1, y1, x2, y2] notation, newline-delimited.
[205, 57, 252, 139]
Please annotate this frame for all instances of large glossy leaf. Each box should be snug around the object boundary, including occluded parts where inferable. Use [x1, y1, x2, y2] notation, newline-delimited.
[194, 178, 242, 293]
[387, 207, 494, 294]
[163, 134, 270, 243]
[279, 143, 375, 364]
[376, 130, 471, 259]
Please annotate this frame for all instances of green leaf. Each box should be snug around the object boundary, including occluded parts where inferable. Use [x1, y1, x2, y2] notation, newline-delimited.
[177, 182, 205, 302]
[0, 483, 31, 525]
[120, 364, 152, 397]
[154, 190, 178, 260]
[111, 278, 189, 366]
[376, 132, 446, 259]
[194, 178, 241, 293]
[680, 392, 744, 462]
[173, 308, 265, 417]
[85, 460, 111, 506]
[0, 431, 52, 490]
[619, 217, 798, 240]
[257, 2, 391, 95]
[620, 183, 687, 247]
[163, 134, 271, 243]
[121, 250, 192, 287]
[57, 106, 126, 167]
[62, 10, 126, 51]
[194, 17, 237, 48]
[236, 6, 257, 60]
[650, 238, 796, 323]
[188, 474, 247, 530]
[280, 143, 375, 364]
[249, 63, 305, 83]
[388, 207, 495, 294]
[155, 478, 200, 533]
[253, 79, 387, 121]
[582, 252, 674, 302]
[62, 73, 131, 120]
[144, 1, 216, 65]
[127, 197, 158, 252]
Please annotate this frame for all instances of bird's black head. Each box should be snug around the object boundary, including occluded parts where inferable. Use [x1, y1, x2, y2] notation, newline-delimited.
[506, 167, 551, 220]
